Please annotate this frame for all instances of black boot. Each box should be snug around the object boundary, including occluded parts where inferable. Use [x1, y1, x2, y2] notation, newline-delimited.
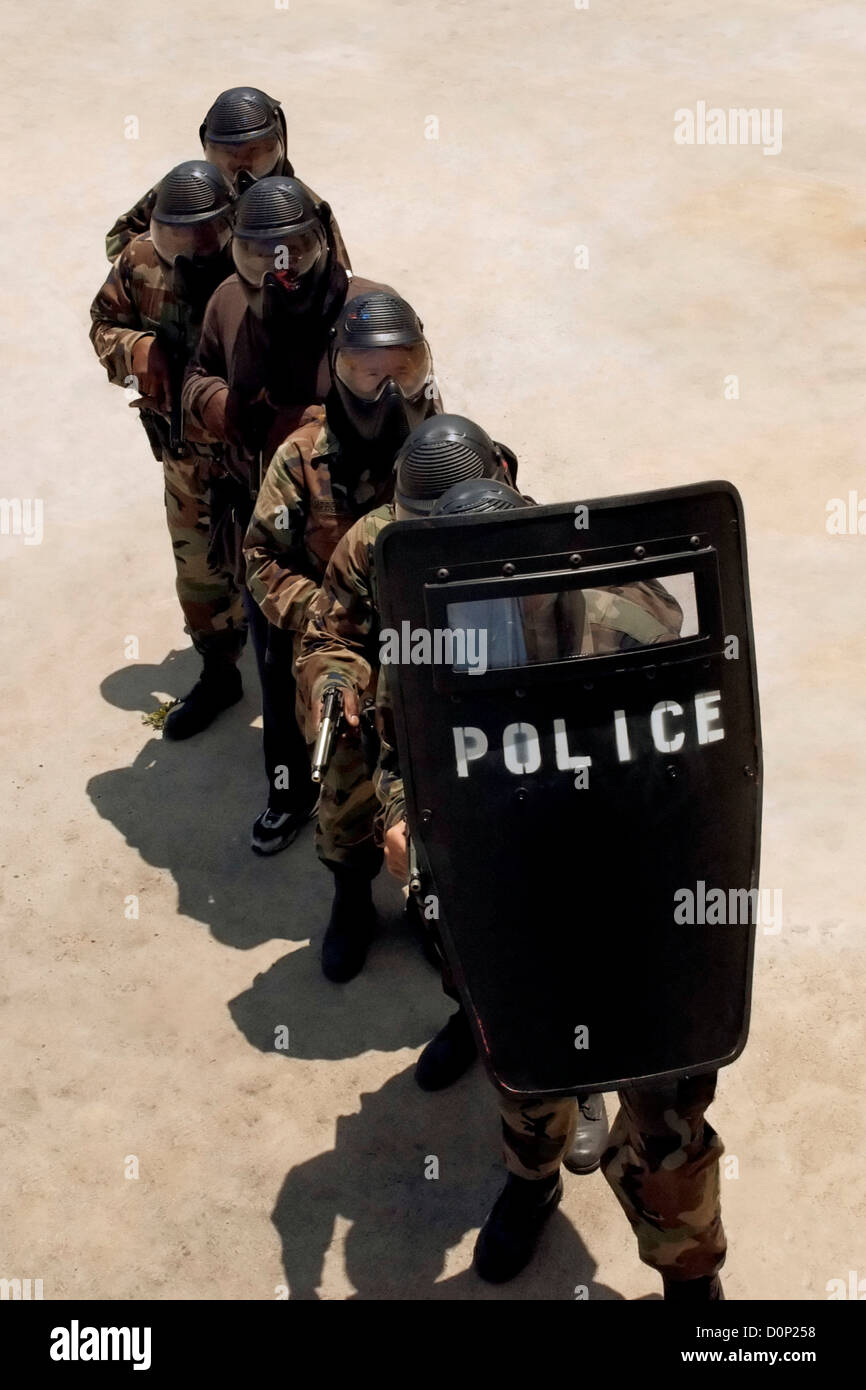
[163, 655, 243, 740]
[321, 863, 378, 983]
[415, 1006, 477, 1091]
[663, 1274, 725, 1301]
[473, 1171, 563, 1284]
[563, 1091, 609, 1175]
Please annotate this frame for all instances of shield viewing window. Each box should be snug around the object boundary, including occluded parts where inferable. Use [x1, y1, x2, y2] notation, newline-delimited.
[443, 570, 701, 671]
[426, 542, 723, 692]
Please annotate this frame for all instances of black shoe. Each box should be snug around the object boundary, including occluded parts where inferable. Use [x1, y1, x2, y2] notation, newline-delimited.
[163, 660, 243, 740]
[663, 1274, 725, 1301]
[563, 1091, 609, 1175]
[250, 795, 318, 856]
[473, 1172, 563, 1284]
[321, 867, 378, 983]
[415, 1007, 477, 1091]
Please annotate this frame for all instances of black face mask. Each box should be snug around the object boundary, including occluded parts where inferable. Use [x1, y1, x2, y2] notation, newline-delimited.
[328, 376, 434, 469]
[233, 154, 283, 197]
[169, 242, 234, 307]
[240, 245, 330, 323]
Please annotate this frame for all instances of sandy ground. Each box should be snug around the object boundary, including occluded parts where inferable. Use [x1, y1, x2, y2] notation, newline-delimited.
[1, 0, 864, 1301]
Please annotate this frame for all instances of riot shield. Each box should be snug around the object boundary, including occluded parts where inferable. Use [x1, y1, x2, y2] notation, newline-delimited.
[376, 482, 762, 1101]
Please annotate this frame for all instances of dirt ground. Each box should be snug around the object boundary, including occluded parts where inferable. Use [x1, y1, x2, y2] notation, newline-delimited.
[1, 0, 864, 1301]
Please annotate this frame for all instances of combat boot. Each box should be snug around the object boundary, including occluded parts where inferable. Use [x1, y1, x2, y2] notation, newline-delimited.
[321, 862, 379, 983]
[415, 1006, 477, 1091]
[473, 1171, 563, 1283]
[663, 1274, 725, 1301]
[163, 654, 243, 740]
[563, 1091, 609, 1175]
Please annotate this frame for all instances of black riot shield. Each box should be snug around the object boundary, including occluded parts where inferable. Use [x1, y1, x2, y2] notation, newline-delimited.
[376, 482, 762, 1101]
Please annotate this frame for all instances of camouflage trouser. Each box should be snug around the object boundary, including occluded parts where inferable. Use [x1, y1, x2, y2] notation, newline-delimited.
[500, 1072, 725, 1281]
[161, 449, 246, 660]
[314, 734, 380, 872]
[289, 641, 381, 871]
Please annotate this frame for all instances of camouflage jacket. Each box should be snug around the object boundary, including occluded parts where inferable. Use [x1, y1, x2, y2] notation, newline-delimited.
[89, 232, 221, 458]
[296, 502, 409, 831]
[243, 406, 398, 634]
[105, 168, 351, 266]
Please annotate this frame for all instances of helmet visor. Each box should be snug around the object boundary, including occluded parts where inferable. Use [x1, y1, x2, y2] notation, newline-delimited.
[151, 214, 232, 264]
[203, 136, 282, 186]
[335, 342, 431, 402]
[233, 228, 325, 288]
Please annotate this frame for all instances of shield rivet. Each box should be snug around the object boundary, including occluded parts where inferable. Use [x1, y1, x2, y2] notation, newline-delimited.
[421, 809, 432, 825]
[502, 562, 516, 576]
[743, 765, 755, 778]
[436, 567, 449, 581]
[690, 535, 701, 548]
[634, 545, 646, 558]
[515, 788, 528, 803]
[666, 764, 678, 779]
[569, 553, 582, 567]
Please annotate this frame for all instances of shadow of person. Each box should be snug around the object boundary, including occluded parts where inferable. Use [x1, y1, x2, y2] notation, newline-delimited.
[230, 924, 449, 1060]
[99, 647, 202, 713]
[89, 649, 334, 951]
[271, 1064, 623, 1301]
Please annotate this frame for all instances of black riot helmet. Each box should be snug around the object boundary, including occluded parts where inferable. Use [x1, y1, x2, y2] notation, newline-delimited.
[327, 292, 434, 455]
[199, 87, 289, 195]
[432, 478, 528, 516]
[232, 176, 330, 319]
[150, 161, 234, 305]
[394, 415, 511, 519]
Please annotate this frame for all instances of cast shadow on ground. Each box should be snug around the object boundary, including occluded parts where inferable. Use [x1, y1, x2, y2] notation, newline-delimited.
[270, 1063, 625, 1301]
[88, 648, 406, 953]
[229, 931, 445, 1060]
[90, 647, 441, 1059]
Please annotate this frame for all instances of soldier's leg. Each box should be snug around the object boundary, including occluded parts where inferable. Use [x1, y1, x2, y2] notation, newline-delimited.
[244, 592, 316, 854]
[601, 1071, 726, 1297]
[413, 920, 478, 1091]
[161, 450, 246, 740]
[316, 732, 382, 983]
[473, 1094, 577, 1283]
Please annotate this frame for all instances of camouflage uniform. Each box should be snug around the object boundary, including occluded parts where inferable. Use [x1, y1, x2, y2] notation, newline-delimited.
[295, 504, 393, 867]
[299, 513, 726, 1282]
[244, 408, 397, 859]
[90, 233, 245, 660]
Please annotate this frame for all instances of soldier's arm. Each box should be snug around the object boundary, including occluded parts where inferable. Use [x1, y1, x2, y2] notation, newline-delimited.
[89, 249, 153, 386]
[181, 291, 230, 433]
[105, 185, 158, 261]
[373, 717, 406, 833]
[295, 527, 377, 710]
[243, 444, 319, 631]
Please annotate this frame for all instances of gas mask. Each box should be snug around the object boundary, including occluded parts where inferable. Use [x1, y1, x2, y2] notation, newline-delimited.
[149, 170, 234, 310]
[233, 221, 330, 320]
[331, 341, 434, 453]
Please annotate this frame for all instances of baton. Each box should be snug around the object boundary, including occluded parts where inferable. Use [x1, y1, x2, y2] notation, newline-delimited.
[311, 685, 344, 784]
